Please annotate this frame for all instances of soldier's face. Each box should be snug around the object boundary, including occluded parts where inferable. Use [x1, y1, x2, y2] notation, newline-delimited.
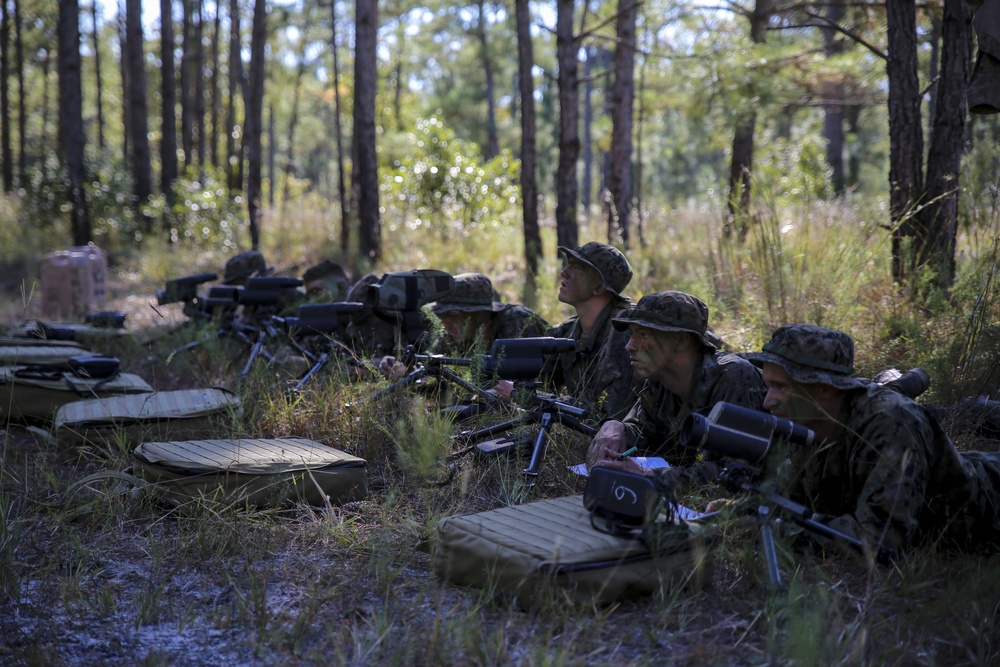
[625, 325, 681, 380]
[558, 258, 603, 306]
[439, 311, 489, 342]
[761, 363, 828, 423]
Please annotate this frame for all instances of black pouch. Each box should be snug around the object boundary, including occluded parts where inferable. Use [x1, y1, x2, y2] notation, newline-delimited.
[68, 355, 120, 379]
[583, 467, 663, 536]
[86, 311, 127, 329]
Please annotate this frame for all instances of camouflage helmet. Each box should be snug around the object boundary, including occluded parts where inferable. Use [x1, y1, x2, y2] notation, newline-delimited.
[429, 273, 505, 315]
[302, 259, 350, 299]
[558, 242, 633, 299]
[611, 290, 716, 351]
[223, 250, 269, 284]
[747, 324, 868, 390]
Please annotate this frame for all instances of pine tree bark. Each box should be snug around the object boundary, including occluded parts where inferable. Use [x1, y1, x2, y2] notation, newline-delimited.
[58, 0, 90, 244]
[119, 10, 130, 165]
[126, 0, 153, 212]
[226, 0, 243, 194]
[582, 46, 594, 214]
[354, 0, 380, 261]
[917, 0, 971, 288]
[2, 0, 12, 193]
[476, 0, 499, 160]
[821, 0, 846, 196]
[91, 0, 105, 150]
[14, 0, 24, 188]
[330, 1, 349, 254]
[245, 0, 267, 249]
[161, 0, 178, 205]
[193, 1, 205, 170]
[515, 0, 541, 304]
[607, 0, 637, 247]
[724, 0, 771, 239]
[181, 0, 193, 167]
[554, 0, 579, 250]
[209, 5, 220, 168]
[886, 0, 925, 281]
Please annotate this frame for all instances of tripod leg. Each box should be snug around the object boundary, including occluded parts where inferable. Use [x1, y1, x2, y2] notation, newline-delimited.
[345, 367, 430, 408]
[757, 505, 785, 592]
[518, 412, 555, 502]
[290, 352, 331, 393]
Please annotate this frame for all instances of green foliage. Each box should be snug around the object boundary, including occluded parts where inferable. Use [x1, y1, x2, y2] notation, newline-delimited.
[145, 166, 249, 252]
[381, 116, 522, 238]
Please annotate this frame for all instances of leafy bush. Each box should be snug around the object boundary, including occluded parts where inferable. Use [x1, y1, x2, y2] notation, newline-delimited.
[381, 117, 521, 238]
[144, 165, 249, 253]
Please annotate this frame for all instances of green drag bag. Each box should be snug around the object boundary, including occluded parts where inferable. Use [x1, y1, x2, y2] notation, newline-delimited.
[132, 436, 367, 508]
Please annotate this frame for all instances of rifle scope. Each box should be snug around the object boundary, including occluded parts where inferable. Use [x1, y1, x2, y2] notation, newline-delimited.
[681, 401, 814, 465]
[364, 269, 455, 311]
[198, 285, 241, 314]
[283, 302, 366, 336]
[236, 276, 304, 306]
[480, 337, 577, 381]
[155, 272, 218, 306]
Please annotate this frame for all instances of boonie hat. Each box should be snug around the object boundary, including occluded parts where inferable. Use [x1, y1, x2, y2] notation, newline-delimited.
[302, 259, 350, 299]
[223, 250, 270, 284]
[611, 290, 716, 351]
[558, 242, 633, 300]
[429, 273, 504, 315]
[747, 324, 868, 390]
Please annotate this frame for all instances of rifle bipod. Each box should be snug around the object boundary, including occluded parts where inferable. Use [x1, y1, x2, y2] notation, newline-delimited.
[345, 350, 504, 413]
[717, 465, 895, 592]
[287, 336, 372, 394]
[447, 395, 596, 502]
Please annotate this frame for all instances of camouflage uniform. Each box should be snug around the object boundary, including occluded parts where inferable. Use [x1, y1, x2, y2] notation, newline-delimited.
[614, 291, 766, 466]
[542, 243, 637, 422]
[749, 324, 1000, 553]
[430, 273, 548, 355]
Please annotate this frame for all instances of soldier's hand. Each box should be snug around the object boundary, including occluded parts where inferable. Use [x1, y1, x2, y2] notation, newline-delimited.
[377, 355, 407, 380]
[593, 450, 649, 476]
[495, 380, 514, 402]
[586, 420, 626, 470]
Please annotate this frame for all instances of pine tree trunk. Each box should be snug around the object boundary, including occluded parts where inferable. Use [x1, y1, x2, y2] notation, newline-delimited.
[2, 0, 12, 193]
[476, 0, 499, 160]
[724, 0, 770, 239]
[209, 6, 220, 168]
[821, 1, 846, 196]
[331, 0, 349, 254]
[354, 0, 380, 261]
[607, 0, 637, 248]
[226, 0, 243, 194]
[886, 0, 925, 281]
[161, 0, 178, 206]
[58, 0, 90, 244]
[194, 0, 205, 170]
[516, 0, 541, 305]
[14, 0, 24, 188]
[245, 0, 267, 249]
[918, 0, 971, 289]
[554, 0, 579, 250]
[92, 0, 105, 150]
[582, 46, 594, 214]
[126, 0, 153, 211]
[181, 0, 192, 167]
